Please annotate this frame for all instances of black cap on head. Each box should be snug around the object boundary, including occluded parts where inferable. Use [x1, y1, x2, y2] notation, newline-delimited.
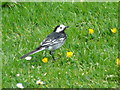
[53, 24, 69, 33]
[53, 25, 60, 32]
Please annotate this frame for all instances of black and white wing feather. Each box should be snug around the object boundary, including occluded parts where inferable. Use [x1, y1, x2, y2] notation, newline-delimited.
[39, 32, 66, 50]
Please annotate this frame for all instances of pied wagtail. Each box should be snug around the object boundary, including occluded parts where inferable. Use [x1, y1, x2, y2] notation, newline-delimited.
[20, 24, 69, 60]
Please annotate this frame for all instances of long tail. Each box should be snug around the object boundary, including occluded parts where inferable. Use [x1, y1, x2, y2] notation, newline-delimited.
[20, 47, 46, 59]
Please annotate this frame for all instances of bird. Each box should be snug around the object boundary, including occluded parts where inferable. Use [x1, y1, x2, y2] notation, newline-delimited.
[20, 24, 69, 60]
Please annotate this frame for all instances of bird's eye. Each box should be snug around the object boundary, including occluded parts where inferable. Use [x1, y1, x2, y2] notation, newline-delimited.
[60, 27, 62, 29]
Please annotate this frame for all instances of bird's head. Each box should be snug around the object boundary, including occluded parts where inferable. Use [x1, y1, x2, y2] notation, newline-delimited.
[53, 24, 69, 33]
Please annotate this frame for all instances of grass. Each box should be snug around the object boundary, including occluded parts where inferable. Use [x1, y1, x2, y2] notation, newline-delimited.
[2, 2, 118, 88]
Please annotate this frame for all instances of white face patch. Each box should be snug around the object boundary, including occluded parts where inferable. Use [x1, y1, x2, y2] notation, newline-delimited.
[55, 24, 66, 33]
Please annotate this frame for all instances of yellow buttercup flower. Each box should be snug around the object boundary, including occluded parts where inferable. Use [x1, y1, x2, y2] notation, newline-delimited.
[66, 52, 73, 57]
[42, 58, 48, 63]
[116, 58, 120, 66]
[111, 28, 117, 33]
[89, 29, 94, 34]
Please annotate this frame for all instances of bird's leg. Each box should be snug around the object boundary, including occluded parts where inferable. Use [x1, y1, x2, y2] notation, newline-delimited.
[50, 51, 56, 61]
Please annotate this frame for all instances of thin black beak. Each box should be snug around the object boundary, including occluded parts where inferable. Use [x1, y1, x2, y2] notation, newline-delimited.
[66, 26, 69, 28]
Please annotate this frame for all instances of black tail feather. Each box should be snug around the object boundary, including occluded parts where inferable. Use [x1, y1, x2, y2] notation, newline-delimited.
[20, 49, 38, 59]
[20, 46, 46, 59]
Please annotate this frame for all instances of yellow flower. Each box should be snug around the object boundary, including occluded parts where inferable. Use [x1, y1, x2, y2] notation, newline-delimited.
[66, 52, 73, 57]
[116, 58, 120, 66]
[42, 58, 48, 63]
[88, 29, 94, 34]
[111, 28, 117, 33]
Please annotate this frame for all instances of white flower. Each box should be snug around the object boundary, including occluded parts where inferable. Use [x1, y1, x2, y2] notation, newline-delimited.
[31, 76, 33, 78]
[16, 83, 24, 88]
[25, 56, 32, 60]
[43, 73, 47, 76]
[16, 74, 20, 77]
[32, 65, 35, 68]
[36, 80, 44, 85]
[82, 73, 84, 75]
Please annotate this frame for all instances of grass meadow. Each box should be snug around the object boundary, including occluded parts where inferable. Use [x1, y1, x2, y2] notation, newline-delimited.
[2, 2, 119, 88]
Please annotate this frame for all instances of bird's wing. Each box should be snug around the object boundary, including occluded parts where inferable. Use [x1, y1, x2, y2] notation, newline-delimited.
[40, 32, 66, 46]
